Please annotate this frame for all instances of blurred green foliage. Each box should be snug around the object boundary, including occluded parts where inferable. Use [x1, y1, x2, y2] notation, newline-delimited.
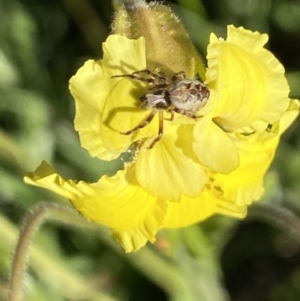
[1, 0, 300, 300]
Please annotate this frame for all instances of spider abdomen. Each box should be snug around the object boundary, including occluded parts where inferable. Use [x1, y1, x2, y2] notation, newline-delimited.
[169, 79, 210, 112]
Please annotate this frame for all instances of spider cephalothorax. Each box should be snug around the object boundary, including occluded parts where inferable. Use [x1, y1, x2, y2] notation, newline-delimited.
[112, 69, 210, 148]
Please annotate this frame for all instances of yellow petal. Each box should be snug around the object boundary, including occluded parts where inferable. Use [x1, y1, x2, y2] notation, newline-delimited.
[193, 117, 240, 174]
[70, 60, 114, 160]
[100, 79, 158, 153]
[212, 97, 298, 207]
[279, 98, 300, 134]
[163, 189, 246, 228]
[102, 35, 146, 77]
[214, 132, 279, 207]
[24, 161, 167, 252]
[69, 35, 147, 160]
[206, 25, 290, 132]
[135, 125, 208, 201]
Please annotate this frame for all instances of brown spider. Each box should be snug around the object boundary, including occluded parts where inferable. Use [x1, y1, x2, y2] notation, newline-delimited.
[112, 69, 210, 148]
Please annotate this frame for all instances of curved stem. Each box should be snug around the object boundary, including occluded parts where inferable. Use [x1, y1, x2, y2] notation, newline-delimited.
[249, 203, 300, 244]
[9, 203, 55, 301]
[8, 203, 118, 301]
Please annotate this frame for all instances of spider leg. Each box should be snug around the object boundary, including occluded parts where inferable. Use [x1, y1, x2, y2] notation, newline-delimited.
[164, 108, 174, 121]
[172, 71, 186, 82]
[170, 110, 175, 121]
[112, 69, 169, 85]
[148, 110, 164, 149]
[112, 73, 155, 84]
[173, 108, 203, 119]
[132, 70, 168, 84]
[120, 108, 158, 135]
[132, 69, 166, 79]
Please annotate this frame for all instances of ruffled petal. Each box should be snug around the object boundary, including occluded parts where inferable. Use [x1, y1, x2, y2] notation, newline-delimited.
[112, 198, 165, 252]
[135, 125, 208, 201]
[216, 98, 299, 206]
[163, 189, 246, 228]
[279, 99, 299, 134]
[70, 60, 113, 159]
[24, 161, 167, 252]
[214, 131, 279, 207]
[69, 35, 147, 160]
[206, 25, 290, 132]
[102, 35, 146, 77]
[193, 117, 240, 174]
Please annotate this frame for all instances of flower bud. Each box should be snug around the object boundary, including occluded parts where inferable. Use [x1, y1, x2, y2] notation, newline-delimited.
[112, 0, 205, 79]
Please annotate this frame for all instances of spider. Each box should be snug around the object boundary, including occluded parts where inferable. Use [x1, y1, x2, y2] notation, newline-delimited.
[111, 69, 210, 148]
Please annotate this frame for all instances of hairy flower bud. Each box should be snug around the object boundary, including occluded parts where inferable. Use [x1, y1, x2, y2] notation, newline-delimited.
[112, 0, 206, 79]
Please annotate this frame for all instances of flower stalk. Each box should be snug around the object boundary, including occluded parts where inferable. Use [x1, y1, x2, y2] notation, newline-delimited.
[112, 0, 206, 78]
[9, 204, 53, 301]
[249, 203, 300, 245]
[8, 203, 118, 301]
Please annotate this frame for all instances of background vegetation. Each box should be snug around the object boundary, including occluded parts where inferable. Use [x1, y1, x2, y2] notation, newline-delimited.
[1, 0, 300, 300]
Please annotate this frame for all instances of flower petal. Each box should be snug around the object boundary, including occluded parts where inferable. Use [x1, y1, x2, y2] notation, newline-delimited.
[193, 117, 240, 174]
[69, 35, 147, 160]
[135, 125, 208, 201]
[206, 25, 290, 132]
[214, 131, 279, 207]
[210, 99, 298, 207]
[24, 161, 167, 252]
[100, 79, 158, 154]
[279, 98, 299, 134]
[102, 35, 146, 77]
[70, 60, 113, 159]
[163, 189, 246, 228]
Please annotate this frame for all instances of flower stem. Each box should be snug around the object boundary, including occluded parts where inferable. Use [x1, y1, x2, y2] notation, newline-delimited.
[9, 203, 54, 301]
[8, 203, 118, 301]
[249, 203, 300, 244]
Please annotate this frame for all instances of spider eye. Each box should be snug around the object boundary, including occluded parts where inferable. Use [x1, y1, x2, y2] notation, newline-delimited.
[139, 95, 147, 101]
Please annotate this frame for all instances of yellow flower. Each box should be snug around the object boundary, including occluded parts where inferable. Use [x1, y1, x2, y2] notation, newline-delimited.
[25, 26, 299, 252]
